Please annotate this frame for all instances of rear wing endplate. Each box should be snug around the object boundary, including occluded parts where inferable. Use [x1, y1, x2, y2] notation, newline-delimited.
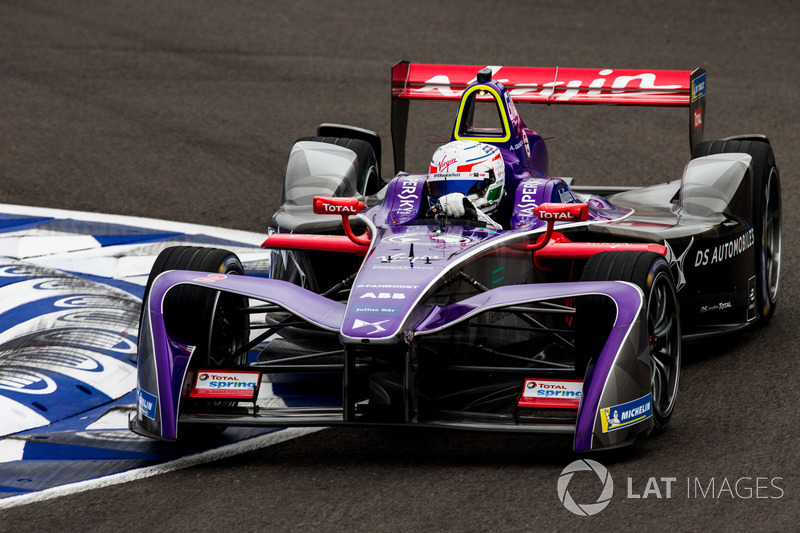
[391, 61, 706, 172]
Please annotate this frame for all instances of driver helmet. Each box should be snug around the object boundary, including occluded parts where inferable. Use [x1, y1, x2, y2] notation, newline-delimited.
[428, 140, 505, 213]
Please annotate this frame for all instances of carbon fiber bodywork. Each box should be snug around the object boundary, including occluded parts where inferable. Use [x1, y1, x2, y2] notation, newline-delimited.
[595, 152, 761, 336]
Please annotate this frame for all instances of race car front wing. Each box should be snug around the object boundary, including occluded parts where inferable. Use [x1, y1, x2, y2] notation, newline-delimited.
[131, 272, 652, 452]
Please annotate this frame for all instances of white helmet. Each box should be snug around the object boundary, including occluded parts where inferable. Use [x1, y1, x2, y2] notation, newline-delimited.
[428, 140, 505, 213]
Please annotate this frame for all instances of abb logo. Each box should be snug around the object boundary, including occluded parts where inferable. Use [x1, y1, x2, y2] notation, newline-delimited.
[313, 197, 365, 215]
[534, 203, 589, 222]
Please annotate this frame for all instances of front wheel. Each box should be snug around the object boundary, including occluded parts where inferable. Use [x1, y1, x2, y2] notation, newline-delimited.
[141, 246, 250, 439]
[141, 246, 248, 367]
[581, 251, 681, 433]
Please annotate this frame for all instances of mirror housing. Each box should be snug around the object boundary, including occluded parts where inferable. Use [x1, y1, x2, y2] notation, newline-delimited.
[312, 196, 365, 216]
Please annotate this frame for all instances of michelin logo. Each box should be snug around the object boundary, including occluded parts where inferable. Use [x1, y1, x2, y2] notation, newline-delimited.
[137, 387, 157, 420]
[601, 393, 652, 433]
[691, 73, 706, 102]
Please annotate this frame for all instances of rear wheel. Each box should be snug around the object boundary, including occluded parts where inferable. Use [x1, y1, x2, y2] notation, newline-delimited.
[692, 138, 781, 324]
[581, 251, 681, 433]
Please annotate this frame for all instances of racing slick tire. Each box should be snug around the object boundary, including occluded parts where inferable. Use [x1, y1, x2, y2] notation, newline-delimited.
[580, 251, 681, 434]
[141, 246, 248, 367]
[141, 246, 249, 440]
[692, 138, 781, 324]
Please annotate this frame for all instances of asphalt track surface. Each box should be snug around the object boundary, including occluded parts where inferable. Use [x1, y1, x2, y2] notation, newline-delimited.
[1, 0, 799, 530]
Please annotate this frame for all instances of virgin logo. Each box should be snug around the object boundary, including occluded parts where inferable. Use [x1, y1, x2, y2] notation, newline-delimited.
[438, 157, 458, 173]
[417, 67, 683, 101]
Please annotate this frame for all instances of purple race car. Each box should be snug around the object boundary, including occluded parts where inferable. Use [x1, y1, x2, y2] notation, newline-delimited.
[131, 63, 781, 451]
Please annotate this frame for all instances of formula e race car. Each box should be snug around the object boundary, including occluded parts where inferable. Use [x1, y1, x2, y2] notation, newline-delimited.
[131, 62, 781, 452]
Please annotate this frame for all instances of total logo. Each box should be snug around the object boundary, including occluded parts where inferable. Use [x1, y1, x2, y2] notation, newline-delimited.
[190, 370, 260, 399]
[198, 373, 255, 389]
[319, 204, 358, 214]
[538, 210, 573, 220]
[526, 381, 581, 398]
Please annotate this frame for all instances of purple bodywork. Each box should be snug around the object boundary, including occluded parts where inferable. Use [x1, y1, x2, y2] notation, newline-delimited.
[133, 71, 657, 452]
[136, 216, 651, 451]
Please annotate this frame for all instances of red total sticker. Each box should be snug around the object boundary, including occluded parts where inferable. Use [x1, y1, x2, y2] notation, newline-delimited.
[518, 378, 583, 409]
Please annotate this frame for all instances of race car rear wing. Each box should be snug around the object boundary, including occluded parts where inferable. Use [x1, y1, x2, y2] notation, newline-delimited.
[391, 61, 706, 173]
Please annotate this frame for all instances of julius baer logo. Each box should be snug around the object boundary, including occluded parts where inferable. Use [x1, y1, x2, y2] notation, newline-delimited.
[557, 459, 784, 516]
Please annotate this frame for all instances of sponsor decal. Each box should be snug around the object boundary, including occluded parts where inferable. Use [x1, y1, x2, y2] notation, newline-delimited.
[693, 229, 754, 267]
[359, 292, 406, 300]
[313, 197, 364, 215]
[351, 318, 389, 335]
[747, 275, 757, 321]
[503, 91, 520, 122]
[193, 274, 226, 282]
[350, 306, 403, 316]
[691, 73, 706, 102]
[522, 129, 531, 158]
[168, 338, 196, 357]
[137, 387, 157, 420]
[319, 204, 358, 214]
[418, 68, 682, 102]
[378, 253, 441, 263]
[189, 370, 260, 400]
[371, 265, 434, 271]
[515, 180, 540, 218]
[600, 393, 652, 432]
[663, 237, 693, 291]
[394, 176, 424, 216]
[535, 203, 588, 221]
[491, 267, 504, 285]
[519, 378, 582, 408]
[699, 301, 733, 314]
[436, 157, 458, 173]
[430, 172, 490, 181]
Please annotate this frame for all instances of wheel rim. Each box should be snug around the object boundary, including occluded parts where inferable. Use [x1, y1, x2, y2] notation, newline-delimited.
[207, 263, 248, 366]
[763, 167, 781, 303]
[208, 291, 248, 365]
[648, 271, 680, 418]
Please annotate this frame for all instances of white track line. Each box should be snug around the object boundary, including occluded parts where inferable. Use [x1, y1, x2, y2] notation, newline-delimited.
[0, 427, 323, 510]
